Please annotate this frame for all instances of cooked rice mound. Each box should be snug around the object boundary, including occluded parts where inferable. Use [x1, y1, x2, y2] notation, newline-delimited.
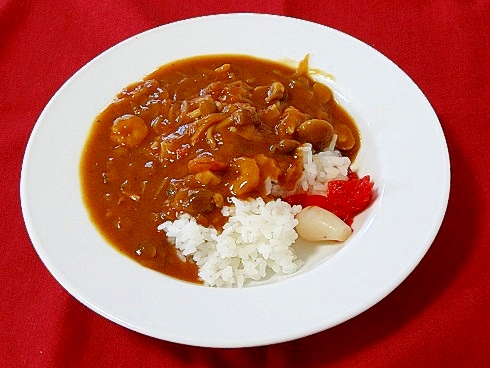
[159, 197, 303, 287]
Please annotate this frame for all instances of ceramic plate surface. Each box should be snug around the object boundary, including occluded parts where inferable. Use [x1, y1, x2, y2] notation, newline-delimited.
[20, 13, 450, 347]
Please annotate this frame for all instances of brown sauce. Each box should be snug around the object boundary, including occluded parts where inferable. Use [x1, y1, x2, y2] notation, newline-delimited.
[80, 55, 360, 283]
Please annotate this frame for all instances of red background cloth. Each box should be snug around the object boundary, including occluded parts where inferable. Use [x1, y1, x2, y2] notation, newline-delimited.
[1, 1, 489, 366]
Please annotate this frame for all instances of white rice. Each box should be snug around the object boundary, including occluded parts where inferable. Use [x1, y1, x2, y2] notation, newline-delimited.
[296, 143, 351, 194]
[159, 197, 302, 287]
[158, 144, 351, 287]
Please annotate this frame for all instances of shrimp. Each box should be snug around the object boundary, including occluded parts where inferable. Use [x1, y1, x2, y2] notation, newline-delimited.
[110, 114, 148, 147]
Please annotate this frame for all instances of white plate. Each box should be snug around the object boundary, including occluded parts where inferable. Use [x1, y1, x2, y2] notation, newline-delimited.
[20, 13, 450, 347]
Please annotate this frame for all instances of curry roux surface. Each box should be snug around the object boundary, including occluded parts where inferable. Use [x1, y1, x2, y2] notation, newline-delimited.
[80, 55, 360, 283]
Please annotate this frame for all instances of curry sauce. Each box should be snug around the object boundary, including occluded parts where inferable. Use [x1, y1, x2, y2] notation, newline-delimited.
[80, 55, 360, 283]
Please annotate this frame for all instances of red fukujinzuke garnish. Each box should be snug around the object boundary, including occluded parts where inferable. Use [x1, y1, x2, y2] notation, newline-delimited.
[285, 170, 374, 225]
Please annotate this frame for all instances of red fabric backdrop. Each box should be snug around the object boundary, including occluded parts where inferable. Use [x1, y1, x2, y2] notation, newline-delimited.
[1, 1, 489, 366]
